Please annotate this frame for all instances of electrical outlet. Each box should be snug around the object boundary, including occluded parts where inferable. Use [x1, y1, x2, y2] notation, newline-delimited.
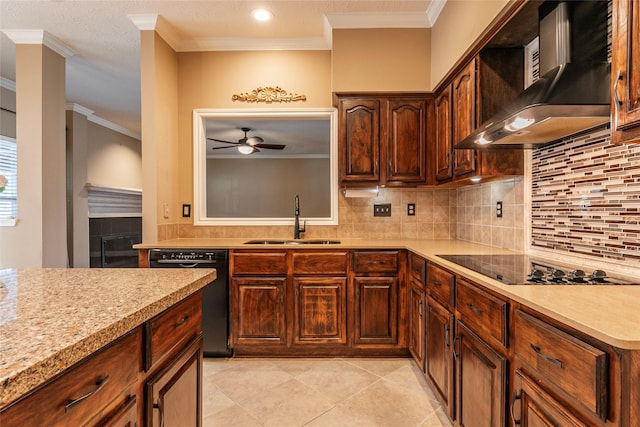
[407, 203, 416, 216]
[496, 201, 503, 218]
[373, 203, 391, 217]
[163, 203, 170, 219]
[182, 204, 191, 218]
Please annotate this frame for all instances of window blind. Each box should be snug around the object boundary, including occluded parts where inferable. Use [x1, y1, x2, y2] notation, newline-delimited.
[0, 136, 17, 222]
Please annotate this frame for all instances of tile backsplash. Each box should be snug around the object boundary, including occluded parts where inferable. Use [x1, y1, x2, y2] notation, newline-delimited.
[531, 126, 640, 262]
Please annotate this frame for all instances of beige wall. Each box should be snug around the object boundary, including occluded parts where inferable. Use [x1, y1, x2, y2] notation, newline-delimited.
[430, 0, 509, 88]
[87, 121, 142, 189]
[0, 44, 67, 268]
[176, 50, 332, 231]
[332, 28, 431, 92]
[140, 31, 180, 243]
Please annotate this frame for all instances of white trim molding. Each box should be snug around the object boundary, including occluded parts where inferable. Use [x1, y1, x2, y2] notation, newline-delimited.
[66, 103, 141, 141]
[2, 30, 75, 58]
[128, 14, 180, 51]
[86, 183, 142, 218]
[426, 0, 448, 27]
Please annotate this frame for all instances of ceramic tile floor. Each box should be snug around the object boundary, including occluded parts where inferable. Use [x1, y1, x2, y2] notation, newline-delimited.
[202, 357, 453, 427]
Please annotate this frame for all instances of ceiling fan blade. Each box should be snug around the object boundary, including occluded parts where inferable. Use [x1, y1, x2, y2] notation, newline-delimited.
[210, 146, 235, 150]
[207, 138, 239, 145]
[256, 143, 286, 150]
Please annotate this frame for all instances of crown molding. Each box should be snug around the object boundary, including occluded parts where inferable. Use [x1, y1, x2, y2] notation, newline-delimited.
[0, 77, 16, 91]
[179, 36, 329, 52]
[426, 0, 447, 26]
[324, 12, 430, 29]
[66, 102, 141, 141]
[129, 14, 179, 51]
[2, 30, 75, 58]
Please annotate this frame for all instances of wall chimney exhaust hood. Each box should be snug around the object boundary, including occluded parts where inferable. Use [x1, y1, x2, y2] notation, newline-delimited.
[456, 1, 610, 150]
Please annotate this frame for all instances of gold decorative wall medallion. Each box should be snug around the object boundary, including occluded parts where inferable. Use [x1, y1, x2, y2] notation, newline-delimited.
[232, 86, 307, 103]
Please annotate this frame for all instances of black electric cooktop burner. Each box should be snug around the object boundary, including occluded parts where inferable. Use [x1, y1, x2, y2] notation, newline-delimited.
[436, 254, 638, 285]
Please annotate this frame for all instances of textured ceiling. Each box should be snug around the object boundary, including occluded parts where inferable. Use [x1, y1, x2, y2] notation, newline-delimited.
[0, 1, 438, 138]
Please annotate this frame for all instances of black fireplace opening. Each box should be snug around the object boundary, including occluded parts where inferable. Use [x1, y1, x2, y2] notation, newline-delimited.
[89, 217, 142, 268]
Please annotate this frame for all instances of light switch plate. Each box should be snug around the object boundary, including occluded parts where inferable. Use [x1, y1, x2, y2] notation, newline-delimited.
[374, 203, 391, 217]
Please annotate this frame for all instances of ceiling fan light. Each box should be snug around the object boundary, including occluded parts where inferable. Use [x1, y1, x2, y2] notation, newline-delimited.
[237, 144, 254, 154]
[246, 136, 264, 146]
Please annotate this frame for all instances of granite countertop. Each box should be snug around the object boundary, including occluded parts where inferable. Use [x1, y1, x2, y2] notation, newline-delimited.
[0, 268, 216, 408]
[136, 238, 640, 350]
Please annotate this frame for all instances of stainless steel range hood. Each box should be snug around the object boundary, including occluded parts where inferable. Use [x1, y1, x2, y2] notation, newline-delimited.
[455, 1, 610, 150]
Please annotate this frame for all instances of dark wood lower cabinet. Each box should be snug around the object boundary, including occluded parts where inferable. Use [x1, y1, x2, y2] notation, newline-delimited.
[100, 395, 138, 427]
[293, 277, 347, 345]
[231, 277, 287, 346]
[146, 335, 203, 427]
[352, 276, 398, 346]
[511, 369, 588, 427]
[455, 321, 507, 427]
[408, 281, 426, 369]
[425, 297, 455, 419]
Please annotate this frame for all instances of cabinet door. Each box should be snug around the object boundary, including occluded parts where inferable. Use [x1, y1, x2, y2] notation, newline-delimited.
[293, 277, 347, 345]
[231, 277, 286, 346]
[455, 321, 507, 427]
[386, 98, 427, 184]
[99, 395, 138, 427]
[146, 335, 202, 427]
[511, 370, 588, 427]
[408, 281, 426, 370]
[338, 98, 380, 183]
[435, 87, 453, 181]
[612, 0, 640, 142]
[425, 297, 455, 419]
[352, 277, 398, 346]
[452, 59, 477, 177]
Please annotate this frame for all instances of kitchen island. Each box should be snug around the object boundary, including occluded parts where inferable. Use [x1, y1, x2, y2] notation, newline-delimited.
[0, 267, 215, 425]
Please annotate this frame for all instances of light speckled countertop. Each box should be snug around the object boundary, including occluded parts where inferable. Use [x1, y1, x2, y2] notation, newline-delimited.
[0, 268, 216, 407]
[138, 238, 640, 350]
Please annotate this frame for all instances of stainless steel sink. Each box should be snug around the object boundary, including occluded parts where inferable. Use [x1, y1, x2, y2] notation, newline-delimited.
[244, 239, 341, 245]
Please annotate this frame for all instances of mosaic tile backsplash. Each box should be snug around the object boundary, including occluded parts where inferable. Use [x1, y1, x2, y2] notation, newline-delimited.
[531, 126, 640, 262]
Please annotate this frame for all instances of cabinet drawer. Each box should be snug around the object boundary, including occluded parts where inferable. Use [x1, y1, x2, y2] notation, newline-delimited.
[427, 263, 455, 308]
[1, 328, 141, 427]
[408, 252, 426, 284]
[146, 291, 202, 369]
[292, 251, 348, 275]
[232, 251, 287, 275]
[456, 278, 508, 348]
[353, 251, 398, 274]
[514, 309, 608, 419]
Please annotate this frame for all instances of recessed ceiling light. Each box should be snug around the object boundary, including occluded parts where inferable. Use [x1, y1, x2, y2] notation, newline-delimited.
[252, 9, 272, 22]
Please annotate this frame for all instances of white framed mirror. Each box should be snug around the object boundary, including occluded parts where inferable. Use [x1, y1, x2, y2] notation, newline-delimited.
[193, 108, 338, 226]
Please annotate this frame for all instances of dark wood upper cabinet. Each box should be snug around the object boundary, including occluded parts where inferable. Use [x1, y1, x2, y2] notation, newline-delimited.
[336, 94, 429, 187]
[434, 87, 453, 182]
[452, 59, 477, 177]
[386, 98, 428, 184]
[612, 0, 640, 144]
[338, 98, 381, 184]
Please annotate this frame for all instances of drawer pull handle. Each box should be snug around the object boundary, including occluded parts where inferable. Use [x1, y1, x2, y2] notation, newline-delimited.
[467, 303, 482, 315]
[154, 399, 165, 427]
[432, 279, 441, 287]
[174, 314, 191, 328]
[531, 344, 563, 368]
[510, 390, 522, 425]
[65, 375, 110, 412]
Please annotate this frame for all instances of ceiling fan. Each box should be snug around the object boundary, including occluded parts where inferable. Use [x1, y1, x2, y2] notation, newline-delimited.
[208, 127, 286, 154]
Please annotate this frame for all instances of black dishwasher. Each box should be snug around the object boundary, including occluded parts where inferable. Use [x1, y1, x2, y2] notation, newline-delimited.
[149, 249, 231, 356]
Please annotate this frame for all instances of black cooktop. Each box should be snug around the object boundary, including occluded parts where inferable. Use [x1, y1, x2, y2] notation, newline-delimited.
[437, 254, 638, 285]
